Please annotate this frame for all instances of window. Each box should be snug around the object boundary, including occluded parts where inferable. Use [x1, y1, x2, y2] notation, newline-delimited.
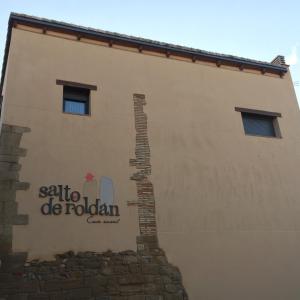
[235, 107, 281, 138]
[63, 86, 90, 115]
[57, 79, 97, 116]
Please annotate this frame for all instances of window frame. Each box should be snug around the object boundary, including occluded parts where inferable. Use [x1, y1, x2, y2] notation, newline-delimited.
[235, 107, 282, 138]
[57, 79, 97, 117]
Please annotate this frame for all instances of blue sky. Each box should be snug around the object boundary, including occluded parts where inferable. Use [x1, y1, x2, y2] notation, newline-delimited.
[0, 0, 299, 101]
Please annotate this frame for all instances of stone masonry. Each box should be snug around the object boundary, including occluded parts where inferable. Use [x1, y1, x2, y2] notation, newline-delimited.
[0, 124, 30, 275]
[0, 250, 188, 300]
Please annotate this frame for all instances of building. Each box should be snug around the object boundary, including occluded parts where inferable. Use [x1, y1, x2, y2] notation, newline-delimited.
[1, 13, 300, 299]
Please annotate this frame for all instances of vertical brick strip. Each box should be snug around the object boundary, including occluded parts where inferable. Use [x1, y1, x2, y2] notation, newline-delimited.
[130, 94, 158, 251]
[0, 124, 30, 268]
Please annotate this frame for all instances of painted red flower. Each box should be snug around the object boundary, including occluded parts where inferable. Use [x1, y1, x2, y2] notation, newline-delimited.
[85, 172, 95, 182]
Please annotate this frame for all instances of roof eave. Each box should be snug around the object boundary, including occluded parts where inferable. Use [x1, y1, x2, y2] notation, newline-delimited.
[0, 13, 288, 95]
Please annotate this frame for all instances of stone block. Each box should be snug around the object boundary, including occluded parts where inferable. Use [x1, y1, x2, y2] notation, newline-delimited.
[101, 267, 113, 275]
[128, 296, 145, 300]
[0, 131, 22, 147]
[141, 264, 159, 275]
[113, 265, 128, 274]
[165, 284, 179, 293]
[94, 297, 110, 300]
[0, 203, 3, 215]
[2, 125, 30, 135]
[4, 201, 18, 216]
[0, 162, 21, 172]
[48, 292, 67, 300]
[159, 266, 181, 281]
[143, 283, 157, 294]
[15, 182, 30, 191]
[91, 285, 106, 294]
[12, 215, 29, 226]
[0, 190, 16, 202]
[0, 224, 12, 237]
[128, 264, 140, 274]
[60, 279, 83, 290]
[106, 284, 120, 296]
[63, 288, 91, 300]
[119, 275, 145, 285]
[140, 256, 153, 264]
[119, 284, 143, 295]
[0, 278, 20, 290]
[0, 154, 19, 164]
[0, 237, 12, 253]
[0, 211, 28, 225]
[0, 170, 19, 181]
[136, 236, 158, 245]
[7, 294, 28, 300]
[145, 296, 163, 300]
[27, 294, 49, 300]
[17, 281, 38, 294]
[123, 255, 138, 264]
[0, 147, 27, 157]
[154, 256, 167, 265]
[163, 293, 184, 300]
[0, 180, 14, 191]
[144, 275, 156, 284]
[41, 280, 62, 292]
[88, 274, 107, 287]
[0, 252, 27, 273]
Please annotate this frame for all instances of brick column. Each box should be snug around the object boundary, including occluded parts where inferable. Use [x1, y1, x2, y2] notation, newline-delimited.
[130, 94, 159, 252]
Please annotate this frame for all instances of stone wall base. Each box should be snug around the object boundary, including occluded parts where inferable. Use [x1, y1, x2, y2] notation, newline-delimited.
[0, 249, 188, 300]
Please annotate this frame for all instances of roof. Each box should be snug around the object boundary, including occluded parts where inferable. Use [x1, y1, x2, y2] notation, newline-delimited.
[0, 13, 288, 93]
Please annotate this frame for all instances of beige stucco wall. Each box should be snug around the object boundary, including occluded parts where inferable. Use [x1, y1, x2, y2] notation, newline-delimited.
[3, 27, 300, 299]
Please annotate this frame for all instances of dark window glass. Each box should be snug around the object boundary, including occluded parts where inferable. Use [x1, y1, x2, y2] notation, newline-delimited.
[241, 112, 276, 137]
[63, 86, 89, 115]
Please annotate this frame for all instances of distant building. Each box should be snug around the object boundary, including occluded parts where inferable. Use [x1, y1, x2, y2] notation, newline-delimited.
[1, 13, 300, 300]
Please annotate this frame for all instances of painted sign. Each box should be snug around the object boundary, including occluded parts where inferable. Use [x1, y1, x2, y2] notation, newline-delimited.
[39, 173, 120, 223]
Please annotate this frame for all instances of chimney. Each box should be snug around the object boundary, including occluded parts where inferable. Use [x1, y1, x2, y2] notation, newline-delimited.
[271, 55, 287, 66]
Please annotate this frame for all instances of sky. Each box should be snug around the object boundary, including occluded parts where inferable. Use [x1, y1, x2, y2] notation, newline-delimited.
[0, 0, 299, 101]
